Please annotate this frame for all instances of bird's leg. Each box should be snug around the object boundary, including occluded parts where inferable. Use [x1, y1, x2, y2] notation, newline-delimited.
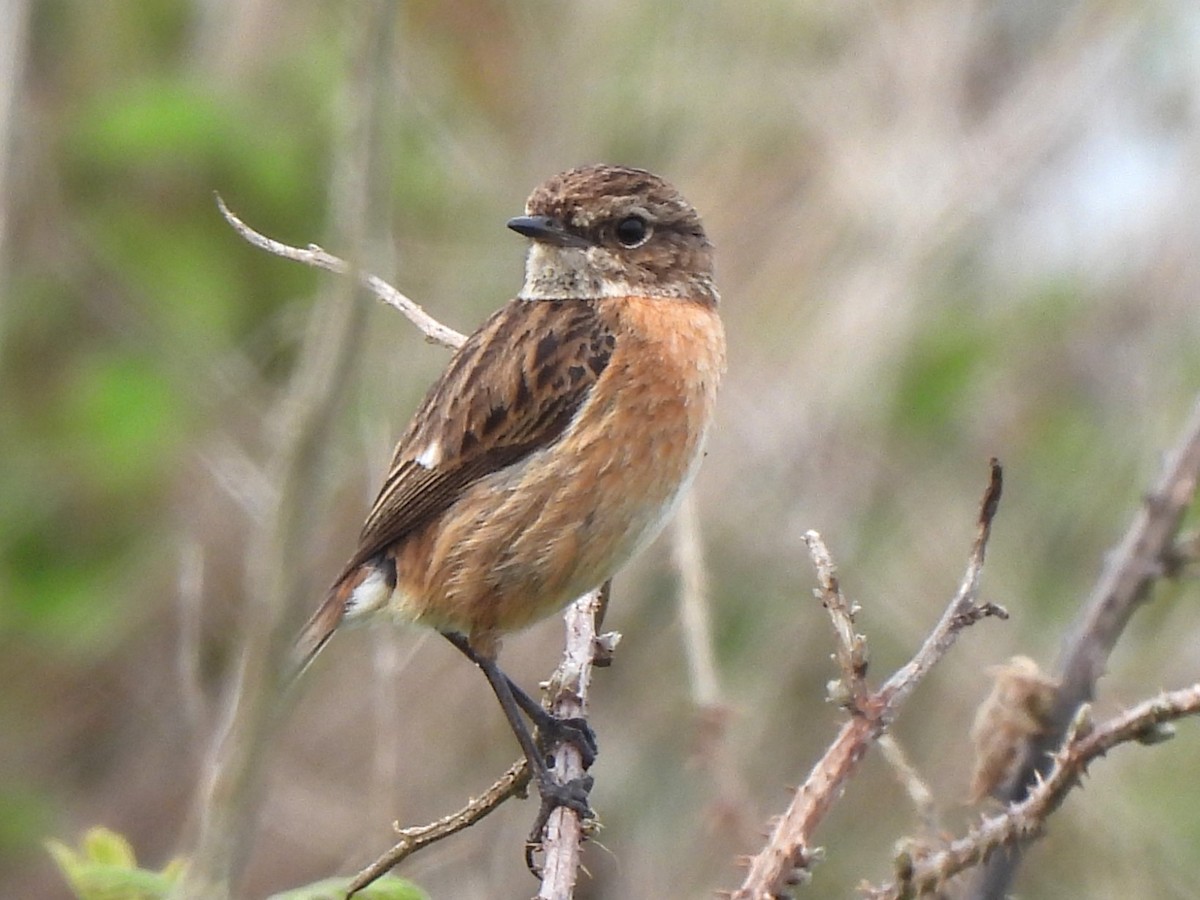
[441, 631, 597, 766]
[445, 635, 594, 827]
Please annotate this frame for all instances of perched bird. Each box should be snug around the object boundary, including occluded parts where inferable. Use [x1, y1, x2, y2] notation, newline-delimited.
[294, 163, 725, 832]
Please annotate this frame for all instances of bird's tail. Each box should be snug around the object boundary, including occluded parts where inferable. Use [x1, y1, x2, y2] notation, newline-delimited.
[289, 578, 354, 683]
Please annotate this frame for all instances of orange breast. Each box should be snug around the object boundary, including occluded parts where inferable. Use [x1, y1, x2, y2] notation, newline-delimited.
[391, 295, 725, 648]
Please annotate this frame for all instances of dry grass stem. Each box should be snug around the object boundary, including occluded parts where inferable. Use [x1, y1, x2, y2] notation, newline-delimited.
[674, 491, 721, 710]
[876, 734, 939, 834]
[176, 12, 398, 896]
[673, 493, 752, 839]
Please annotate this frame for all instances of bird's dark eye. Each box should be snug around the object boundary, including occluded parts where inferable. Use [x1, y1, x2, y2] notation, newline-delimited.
[614, 215, 650, 248]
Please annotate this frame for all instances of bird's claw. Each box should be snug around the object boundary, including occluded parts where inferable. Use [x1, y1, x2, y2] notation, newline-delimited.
[534, 713, 598, 769]
[524, 773, 595, 876]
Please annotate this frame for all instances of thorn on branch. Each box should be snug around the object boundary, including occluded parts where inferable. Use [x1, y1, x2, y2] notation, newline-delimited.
[951, 601, 1009, 629]
[869, 682, 1200, 899]
[734, 462, 1008, 900]
[974, 395, 1200, 896]
[1161, 530, 1200, 577]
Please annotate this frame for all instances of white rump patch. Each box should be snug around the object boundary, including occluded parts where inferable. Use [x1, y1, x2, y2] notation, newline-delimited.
[344, 567, 390, 621]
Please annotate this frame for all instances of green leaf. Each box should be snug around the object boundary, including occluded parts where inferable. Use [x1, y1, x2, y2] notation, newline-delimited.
[82, 827, 138, 869]
[47, 828, 185, 900]
[267, 875, 430, 900]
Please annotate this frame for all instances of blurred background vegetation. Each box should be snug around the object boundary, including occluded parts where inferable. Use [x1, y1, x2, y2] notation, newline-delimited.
[3, 1, 1200, 897]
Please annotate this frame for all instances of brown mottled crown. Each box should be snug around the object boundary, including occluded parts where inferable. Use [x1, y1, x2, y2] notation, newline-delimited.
[518, 164, 717, 304]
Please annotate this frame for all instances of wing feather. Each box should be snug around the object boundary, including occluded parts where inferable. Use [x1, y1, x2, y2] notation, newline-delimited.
[338, 298, 616, 579]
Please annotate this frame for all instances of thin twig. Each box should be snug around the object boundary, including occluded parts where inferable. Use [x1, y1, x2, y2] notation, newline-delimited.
[731, 461, 1005, 900]
[868, 682, 1200, 899]
[673, 493, 753, 839]
[176, 541, 209, 740]
[345, 761, 531, 896]
[215, 194, 465, 351]
[972, 398, 1200, 898]
[878, 460, 1007, 712]
[806, 532, 869, 710]
[876, 734, 939, 835]
[0, 0, 30, 363]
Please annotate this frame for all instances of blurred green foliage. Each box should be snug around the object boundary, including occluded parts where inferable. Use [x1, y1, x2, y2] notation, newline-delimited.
[47, 827, 187, 900]
[47, 828, 427, 900]
[1, 3, 341, 886]
[2, 6, 332, 660]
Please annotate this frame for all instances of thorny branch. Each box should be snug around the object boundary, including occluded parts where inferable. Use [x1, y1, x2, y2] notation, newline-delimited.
[807, 532, 869, 711]
[972, 395, 1200, 898]
[218, 200, 612, 900]
[730, 462, 1006, 900]
[867, 682, 1200, 899]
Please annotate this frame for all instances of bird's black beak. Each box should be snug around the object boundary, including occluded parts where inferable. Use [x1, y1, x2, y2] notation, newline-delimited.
[506, 215, 592, 249]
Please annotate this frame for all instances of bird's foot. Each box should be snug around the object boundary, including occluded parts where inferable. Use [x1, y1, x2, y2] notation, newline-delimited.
[524, 773, 595, 876]
[530, 711, 598, 769]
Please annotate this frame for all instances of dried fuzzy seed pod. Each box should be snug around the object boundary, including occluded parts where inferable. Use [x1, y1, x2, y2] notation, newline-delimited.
[968, 656, 1058, 803]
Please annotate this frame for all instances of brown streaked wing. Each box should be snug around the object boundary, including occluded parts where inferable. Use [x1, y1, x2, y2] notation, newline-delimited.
[337, 298, 616, 580]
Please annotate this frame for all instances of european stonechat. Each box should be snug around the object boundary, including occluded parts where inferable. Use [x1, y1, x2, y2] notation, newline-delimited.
[295, 163, 725, 831]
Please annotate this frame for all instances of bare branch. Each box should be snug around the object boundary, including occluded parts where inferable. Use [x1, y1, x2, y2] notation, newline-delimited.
[878, 460, 1007, 712]
[345, 760, 531, 897]
[868, 682, 1200, 899]
[973, 398, 1200, 897]
[806, 531, 868, 710]
[731, 462, 1006, 899]
[215, 194, 466, 351]
[533, 585, 610, 900]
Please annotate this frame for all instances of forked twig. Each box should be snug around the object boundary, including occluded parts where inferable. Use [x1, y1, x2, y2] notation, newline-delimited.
[973, 396, 1200, 897]
[868, 682, 1200, 899]
[731, 462, 1006, 899]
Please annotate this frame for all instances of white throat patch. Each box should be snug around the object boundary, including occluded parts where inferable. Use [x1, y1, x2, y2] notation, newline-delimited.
[517, 243, 635, 301]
